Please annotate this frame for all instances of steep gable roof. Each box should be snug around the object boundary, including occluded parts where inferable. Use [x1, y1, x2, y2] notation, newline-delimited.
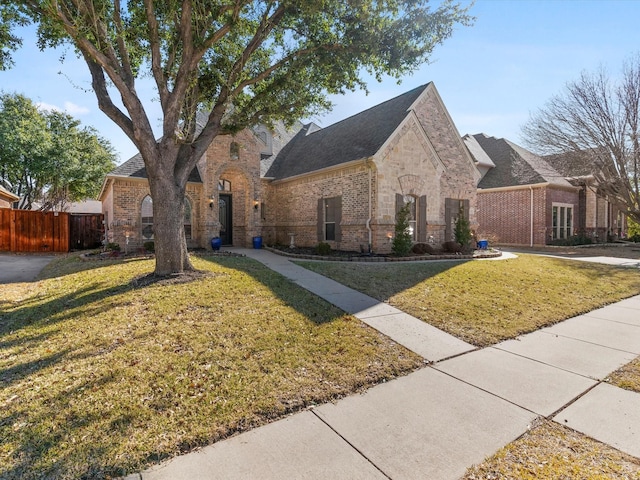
[470, 134, 573, 189]
[108, 152, 203, 183]
[265, 84, 431, 180]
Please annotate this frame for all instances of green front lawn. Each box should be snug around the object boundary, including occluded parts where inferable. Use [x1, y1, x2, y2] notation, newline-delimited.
[0, 254, 422, 479]
[296, 254, 640, 346]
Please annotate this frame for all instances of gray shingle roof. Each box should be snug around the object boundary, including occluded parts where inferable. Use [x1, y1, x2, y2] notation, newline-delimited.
[265, 84, 431, 180]
[544, 151, 599, 178]
[109, 152, 203, 183]
[471, 134, 573, 189]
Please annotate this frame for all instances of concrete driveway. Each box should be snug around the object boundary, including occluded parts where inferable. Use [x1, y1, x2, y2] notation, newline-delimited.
[0, 253, 57, 283]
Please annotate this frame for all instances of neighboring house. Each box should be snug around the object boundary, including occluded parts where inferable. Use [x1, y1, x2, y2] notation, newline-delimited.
[99, 83, 479, 253]
[544, 152, 627, 241]
[0, 185, 19, 209]
[465, 134, 626, 246]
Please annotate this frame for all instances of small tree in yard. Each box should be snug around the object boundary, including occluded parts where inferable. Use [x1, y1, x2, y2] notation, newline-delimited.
[454, 207, 472, 252]
[392, 202, 413, 256]
[0, 0, 473, 275]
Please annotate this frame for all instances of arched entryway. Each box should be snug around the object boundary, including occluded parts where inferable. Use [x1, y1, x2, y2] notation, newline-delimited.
[213, 168, 256, 247]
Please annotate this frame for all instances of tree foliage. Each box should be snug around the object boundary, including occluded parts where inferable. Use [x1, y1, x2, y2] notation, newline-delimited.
[0, 3, 26, 69]
[522, 55, 640, 224]
[0, 92, 116, 210]
[3, 0, 473, 274]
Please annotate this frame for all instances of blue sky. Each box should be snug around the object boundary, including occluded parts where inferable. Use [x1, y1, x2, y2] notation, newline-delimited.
[1, 0, 639, 164]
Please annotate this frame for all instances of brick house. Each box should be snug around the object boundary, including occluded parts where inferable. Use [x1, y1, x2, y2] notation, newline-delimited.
[544, 152, 628, 241]
[465, 134, 626, 246]
[99, 83, 479, 253]
[0, 185, 18, 209]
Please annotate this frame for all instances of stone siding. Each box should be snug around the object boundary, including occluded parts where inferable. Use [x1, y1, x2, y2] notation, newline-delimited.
[411, 88, 479, 239]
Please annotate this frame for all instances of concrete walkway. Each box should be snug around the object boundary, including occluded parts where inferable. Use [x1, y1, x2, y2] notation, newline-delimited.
[0, 253, 56, 283]
[131, 249, 640, 480]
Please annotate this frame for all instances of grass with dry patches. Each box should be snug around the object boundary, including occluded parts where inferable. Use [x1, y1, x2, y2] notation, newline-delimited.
[609, 356, 640, 393]
[463, 420, 640, 479]
[296, 254, 640, 346]
[0, 254, 423, 479]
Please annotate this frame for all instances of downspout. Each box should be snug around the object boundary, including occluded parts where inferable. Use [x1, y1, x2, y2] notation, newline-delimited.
[366, 160, 373, 253]
[530, 185, 534, 247]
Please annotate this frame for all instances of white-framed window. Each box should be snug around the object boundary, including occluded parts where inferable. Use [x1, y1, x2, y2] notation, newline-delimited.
[141, 195, 154, 240]
[552, 203, 573, 240]
[218, 179, 231, 191]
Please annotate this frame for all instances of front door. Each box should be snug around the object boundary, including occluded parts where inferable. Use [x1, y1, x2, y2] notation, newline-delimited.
[219, 194, 232, 245]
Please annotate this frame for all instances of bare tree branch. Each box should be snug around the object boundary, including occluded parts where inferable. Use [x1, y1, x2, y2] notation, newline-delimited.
[523, 57, 640, 223]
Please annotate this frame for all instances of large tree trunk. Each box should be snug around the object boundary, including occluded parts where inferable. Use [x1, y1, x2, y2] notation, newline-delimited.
[149, 171, 194, 276]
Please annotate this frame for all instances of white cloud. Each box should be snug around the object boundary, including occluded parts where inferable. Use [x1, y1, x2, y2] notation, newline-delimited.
[64, 101, 90, 115]
[36, 102, 62, 112]
[35, 101, 90, 116]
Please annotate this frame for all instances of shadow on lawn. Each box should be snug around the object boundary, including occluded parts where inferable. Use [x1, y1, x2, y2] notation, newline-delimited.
[1, 254, 371, 479]
[197, 254, 349, 324]
[296, 254, 640, 304]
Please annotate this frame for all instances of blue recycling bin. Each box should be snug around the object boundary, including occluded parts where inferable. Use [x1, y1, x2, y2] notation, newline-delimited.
[211, 237, 222, 251]
[477, 240, 488, 250]
[252, 236, 263, 249]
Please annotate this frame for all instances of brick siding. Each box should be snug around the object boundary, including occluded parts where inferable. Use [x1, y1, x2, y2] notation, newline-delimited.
[102, 85, 480, 254]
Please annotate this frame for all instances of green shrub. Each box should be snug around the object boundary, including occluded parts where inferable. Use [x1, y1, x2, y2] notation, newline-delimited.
[549, 234, 594, 246]
[454, 209, 473, 252]
[442, 240, 462, 253]
[105, 242, 120, 251]
[628, 233, 640, 243]
[411, 243, 435, 255]
[316, 242, 331, 255]
[392, 202, 413, 256]
[629, 218, 640, 240]
[143, 241, 155, 252]
[411, 243, 427, 254]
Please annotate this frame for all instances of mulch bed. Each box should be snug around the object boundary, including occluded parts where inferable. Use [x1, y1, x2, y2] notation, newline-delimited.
[266, 245, 501, 262]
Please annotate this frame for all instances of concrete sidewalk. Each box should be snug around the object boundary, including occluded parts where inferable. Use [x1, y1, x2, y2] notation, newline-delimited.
[131, 249, 640, 480]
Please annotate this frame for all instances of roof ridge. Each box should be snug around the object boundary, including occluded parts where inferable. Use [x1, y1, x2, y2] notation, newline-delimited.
[311, 83, 431, 134]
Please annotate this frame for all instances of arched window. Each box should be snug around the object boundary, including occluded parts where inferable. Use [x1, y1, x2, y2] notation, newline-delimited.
[141, 195, 153, 240]
[218, 179, 231, 191]
[184, 197, 192, 240]
[230, 142, 240, 160]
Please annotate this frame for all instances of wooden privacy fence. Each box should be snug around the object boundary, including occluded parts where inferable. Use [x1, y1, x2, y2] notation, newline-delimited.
[0, 209, 70, 252]
[0, 210, 104, 253]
